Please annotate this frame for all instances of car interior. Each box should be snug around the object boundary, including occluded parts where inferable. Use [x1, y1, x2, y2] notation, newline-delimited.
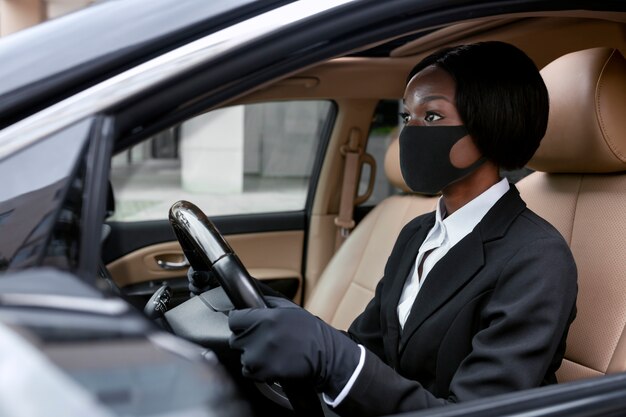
[102, 9, 626, 395]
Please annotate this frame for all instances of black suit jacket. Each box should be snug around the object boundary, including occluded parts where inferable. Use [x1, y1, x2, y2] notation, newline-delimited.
[337, 185, 577, 416]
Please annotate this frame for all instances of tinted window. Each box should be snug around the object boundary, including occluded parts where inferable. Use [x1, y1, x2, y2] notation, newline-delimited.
[0, 119, 92, 271]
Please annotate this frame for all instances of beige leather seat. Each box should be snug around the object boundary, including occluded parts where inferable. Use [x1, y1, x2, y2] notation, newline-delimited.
[307, 46, 626, 385]
[306, 139, 438, 330]
[518, 47, 626, 382]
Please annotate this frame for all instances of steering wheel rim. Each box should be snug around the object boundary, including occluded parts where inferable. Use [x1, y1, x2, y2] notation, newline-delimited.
[169, 200, 266, 309]
[168, 200, 324, 417]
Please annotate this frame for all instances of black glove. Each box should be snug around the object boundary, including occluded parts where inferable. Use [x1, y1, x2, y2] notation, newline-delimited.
[186, 267, 219, 296]
[228, 296, 360, 398]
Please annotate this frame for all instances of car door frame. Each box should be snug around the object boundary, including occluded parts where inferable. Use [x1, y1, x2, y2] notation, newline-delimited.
[405, 372, 626, 417]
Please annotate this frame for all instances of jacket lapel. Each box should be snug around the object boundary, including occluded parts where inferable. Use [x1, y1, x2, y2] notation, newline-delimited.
[383, 213, 435, 368]
[398, 229, 484, 354]
[397, 185, 527, 355]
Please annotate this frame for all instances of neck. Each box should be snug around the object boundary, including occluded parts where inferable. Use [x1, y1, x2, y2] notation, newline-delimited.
[441, 162, 500, 215]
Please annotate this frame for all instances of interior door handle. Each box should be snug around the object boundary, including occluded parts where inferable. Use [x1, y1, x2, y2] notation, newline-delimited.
[156, 257, 189, 271]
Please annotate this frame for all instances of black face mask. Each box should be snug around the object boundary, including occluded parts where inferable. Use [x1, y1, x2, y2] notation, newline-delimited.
[399, 125, 486, 194]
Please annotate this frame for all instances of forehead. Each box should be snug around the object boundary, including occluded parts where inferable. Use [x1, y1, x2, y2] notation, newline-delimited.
[404, 65, 456, 101]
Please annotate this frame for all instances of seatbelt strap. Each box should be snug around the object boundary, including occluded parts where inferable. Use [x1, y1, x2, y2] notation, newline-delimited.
[334, 128, 362, 249]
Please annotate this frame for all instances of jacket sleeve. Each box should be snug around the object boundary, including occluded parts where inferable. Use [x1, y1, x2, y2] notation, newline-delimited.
[335, 236, 578, 416]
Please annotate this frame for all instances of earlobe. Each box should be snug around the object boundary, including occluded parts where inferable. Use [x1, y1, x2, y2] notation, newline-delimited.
[449, 135, 482, 168]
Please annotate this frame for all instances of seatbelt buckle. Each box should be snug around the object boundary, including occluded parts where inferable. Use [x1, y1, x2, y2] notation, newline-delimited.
[334, 217, 355, 238]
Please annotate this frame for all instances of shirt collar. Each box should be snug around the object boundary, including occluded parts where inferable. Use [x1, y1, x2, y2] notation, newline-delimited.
[433, 177, 510, 247]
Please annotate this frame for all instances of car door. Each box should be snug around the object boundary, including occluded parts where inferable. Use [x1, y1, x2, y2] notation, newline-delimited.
[102, 100, 336, 308]
[402, 371, 626, 417]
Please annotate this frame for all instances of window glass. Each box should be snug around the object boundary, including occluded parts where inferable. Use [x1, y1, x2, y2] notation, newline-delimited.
[360, 100, 534, 206]
[0, 118, 92, 272]
[359, 100, 403, 206]
[110, 101, 334, 221]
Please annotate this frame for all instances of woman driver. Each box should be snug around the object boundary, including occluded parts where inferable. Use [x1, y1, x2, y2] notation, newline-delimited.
[227, 41, 578, 416]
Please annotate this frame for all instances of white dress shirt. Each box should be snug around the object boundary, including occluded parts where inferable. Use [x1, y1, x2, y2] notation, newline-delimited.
[397, 177, 510, 328]
[324, 178, 510, 408]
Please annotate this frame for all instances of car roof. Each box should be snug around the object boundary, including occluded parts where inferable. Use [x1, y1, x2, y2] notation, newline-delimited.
[0, 0, 292, 128]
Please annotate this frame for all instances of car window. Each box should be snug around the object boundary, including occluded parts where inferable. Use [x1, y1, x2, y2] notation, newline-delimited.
[0, 118, 94, 272]
[109, 101, 334, 221]
[359, 99, 534, 206]
[359, 100, 404, 206]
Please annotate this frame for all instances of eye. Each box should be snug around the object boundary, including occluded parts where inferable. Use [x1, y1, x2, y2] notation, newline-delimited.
[399, 112, 411, 124]
[424, 111, 443, 123]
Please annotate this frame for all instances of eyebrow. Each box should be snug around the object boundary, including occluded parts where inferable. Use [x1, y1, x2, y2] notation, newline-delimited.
[419, 95, 451, 104]
[402, 95, 451, 105]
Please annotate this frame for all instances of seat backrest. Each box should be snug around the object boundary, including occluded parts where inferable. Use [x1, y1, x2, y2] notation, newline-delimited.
[517, 47, 626, 382]
[306, 138, 438, 330]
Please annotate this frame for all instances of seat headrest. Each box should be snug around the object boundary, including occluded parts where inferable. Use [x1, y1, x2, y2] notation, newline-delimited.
[529, 48, 626, 173]
[384, 135, 412, 193]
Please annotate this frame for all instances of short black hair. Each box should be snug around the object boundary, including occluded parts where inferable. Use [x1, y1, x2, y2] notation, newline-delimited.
[407, 41, 549, 170]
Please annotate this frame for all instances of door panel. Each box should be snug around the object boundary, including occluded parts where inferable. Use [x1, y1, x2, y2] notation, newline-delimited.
[102, 212, 306, 264]
[106, 228, 304, 305]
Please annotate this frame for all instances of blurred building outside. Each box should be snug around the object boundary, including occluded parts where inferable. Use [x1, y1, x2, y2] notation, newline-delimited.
[109, 102, 340, 221]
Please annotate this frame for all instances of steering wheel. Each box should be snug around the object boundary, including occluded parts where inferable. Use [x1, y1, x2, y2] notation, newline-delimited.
[168, 201, 324, 417]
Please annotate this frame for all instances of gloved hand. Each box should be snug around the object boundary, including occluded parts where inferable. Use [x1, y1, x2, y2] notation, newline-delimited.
[228, 296, 360, 397]
[186, 267, 218, 296]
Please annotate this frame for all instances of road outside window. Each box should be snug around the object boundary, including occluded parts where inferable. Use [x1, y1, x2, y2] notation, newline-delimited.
[109, 101, 333, 221]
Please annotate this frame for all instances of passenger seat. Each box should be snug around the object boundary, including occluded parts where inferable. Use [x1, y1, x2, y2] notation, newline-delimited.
[306, 139, 438, 330]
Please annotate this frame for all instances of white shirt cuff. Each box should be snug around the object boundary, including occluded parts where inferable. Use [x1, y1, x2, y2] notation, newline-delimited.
[322, 344, 366, 408]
